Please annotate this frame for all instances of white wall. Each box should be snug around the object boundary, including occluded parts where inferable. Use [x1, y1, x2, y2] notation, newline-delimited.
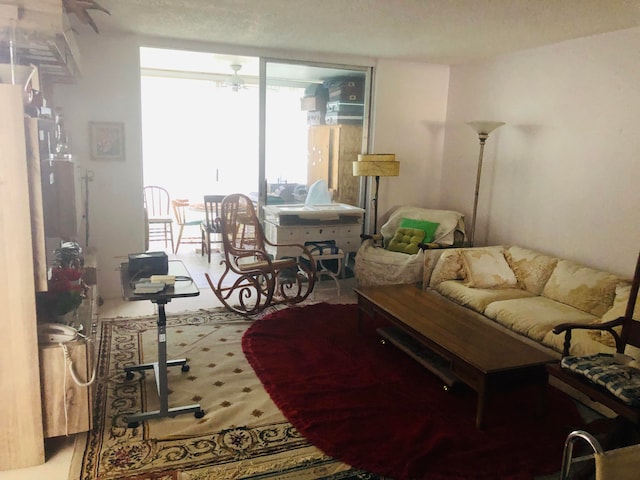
[55, 34, 144, 299]
[441, 27, 640, 278]
[370, 59, 450, 225]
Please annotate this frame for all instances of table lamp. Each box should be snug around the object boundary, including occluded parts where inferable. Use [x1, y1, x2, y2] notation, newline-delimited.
[353, 154, 400, 234]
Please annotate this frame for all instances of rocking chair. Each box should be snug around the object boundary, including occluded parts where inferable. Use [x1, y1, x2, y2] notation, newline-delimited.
[204, 193, 316, 316]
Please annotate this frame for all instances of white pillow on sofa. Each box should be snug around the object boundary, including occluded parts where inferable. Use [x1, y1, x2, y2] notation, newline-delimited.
[461, 249, 518, 289]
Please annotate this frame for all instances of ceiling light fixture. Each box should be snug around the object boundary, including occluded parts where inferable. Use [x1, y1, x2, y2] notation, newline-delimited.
[225, 64, 246, 92]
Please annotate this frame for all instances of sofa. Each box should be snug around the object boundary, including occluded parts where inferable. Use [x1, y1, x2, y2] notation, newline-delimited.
[424, 245, 639, 360]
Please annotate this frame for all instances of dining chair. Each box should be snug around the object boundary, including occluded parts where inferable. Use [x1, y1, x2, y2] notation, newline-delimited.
[172, 199, 202, 254]
[143, 186, 174, 252]
[201, 195, 225, 263]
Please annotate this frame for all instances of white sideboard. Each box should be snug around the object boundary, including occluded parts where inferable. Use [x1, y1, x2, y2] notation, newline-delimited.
[263, 203, 364, 262]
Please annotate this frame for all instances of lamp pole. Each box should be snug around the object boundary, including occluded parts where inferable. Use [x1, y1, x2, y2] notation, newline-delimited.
[372, 175, 381, 234]
[469, 133, 488, 248]
[466, 121, 505, 247]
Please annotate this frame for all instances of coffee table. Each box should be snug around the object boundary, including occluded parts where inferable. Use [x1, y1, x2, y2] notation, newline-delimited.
[354, 283, 556, 429]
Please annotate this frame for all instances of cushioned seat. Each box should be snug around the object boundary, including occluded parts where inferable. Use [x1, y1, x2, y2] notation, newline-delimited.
[435, 280, 535, 312]
[561, 353, 640, 406]
[355, 206, 466, 287]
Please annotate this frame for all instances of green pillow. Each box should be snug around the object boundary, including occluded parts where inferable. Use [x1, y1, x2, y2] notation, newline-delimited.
[399, 218, 440, 243]
[387, 228, 426, 255]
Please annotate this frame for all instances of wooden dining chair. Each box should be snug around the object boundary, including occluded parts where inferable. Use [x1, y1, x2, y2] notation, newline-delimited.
[143, 186, 174, 252]
[172, 199, 202, 254]
[201, 195, 225, 263]
[204, 193, 316, 316]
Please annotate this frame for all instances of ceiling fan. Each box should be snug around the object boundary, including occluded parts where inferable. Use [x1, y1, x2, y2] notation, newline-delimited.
[224, 64, 247, 92]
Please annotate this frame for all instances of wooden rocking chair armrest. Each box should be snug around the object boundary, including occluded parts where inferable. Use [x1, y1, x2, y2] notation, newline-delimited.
[553, 316, 625, 356]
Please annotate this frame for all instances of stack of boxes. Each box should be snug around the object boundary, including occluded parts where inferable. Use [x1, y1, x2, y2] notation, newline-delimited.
[324, 77, 364, 125]
[300, 76, 365, 125]
[300, 84, 329, 125]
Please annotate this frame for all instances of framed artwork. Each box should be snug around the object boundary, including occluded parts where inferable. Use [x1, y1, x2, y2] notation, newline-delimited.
[89, 121, 125, 161]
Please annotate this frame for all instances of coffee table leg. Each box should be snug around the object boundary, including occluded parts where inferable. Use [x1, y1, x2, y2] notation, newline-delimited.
[476, 381, 486, 429]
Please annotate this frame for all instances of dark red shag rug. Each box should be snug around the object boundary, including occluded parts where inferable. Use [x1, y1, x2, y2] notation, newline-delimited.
[242, 303, 584, 480]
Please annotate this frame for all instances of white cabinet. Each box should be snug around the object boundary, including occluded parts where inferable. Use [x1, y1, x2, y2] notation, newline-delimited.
[263, 203, 364, 261]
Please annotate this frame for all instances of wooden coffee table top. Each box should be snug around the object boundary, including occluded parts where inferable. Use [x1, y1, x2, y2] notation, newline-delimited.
[354, 283, 555, 373]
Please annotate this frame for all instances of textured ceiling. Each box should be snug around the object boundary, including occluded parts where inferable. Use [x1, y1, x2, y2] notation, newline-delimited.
[86, 0, 640, 64]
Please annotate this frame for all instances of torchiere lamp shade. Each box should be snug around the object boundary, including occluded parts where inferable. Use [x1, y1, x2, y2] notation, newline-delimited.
[353, 154, 400, 177]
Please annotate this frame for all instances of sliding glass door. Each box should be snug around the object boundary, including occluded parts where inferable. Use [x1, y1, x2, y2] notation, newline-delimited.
[140, 48, 372, 216]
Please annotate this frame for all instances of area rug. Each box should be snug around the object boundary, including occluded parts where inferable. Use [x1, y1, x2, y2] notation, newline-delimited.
[242, 303, 586, 480]
[70, 307, 383, 480]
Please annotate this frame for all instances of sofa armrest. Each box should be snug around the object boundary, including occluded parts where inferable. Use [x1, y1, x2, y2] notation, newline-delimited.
[553, 316, 625, 356]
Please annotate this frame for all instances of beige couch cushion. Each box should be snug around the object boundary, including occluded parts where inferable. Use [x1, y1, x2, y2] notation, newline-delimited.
[542, 259, 620, 317]
[588, 283, 636, 347]
[505, 246, 558, 295]
[484, 296, 597, 342]
[461, 248, 517, 288]
[435, 280, 534, 313]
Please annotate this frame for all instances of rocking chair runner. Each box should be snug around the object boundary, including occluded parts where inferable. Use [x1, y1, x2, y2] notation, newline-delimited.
[547, 250, 640, 424]
[204, 193, 316, 316]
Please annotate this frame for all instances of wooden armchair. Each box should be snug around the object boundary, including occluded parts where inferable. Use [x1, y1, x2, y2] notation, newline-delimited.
[547, 250, 640, 424]
[204, 193, 316, 316]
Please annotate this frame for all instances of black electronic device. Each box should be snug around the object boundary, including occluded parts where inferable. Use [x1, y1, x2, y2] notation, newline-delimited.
[128, 251, 169, 279]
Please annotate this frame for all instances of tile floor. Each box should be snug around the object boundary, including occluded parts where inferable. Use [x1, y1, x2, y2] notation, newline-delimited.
[0, 243, 355, 480]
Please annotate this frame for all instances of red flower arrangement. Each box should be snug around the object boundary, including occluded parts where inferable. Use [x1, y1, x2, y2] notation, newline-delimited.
[43, 268, 86, 316]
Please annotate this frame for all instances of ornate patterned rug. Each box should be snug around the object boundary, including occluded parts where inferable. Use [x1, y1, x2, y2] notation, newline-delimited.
[69, 307, 384, 480]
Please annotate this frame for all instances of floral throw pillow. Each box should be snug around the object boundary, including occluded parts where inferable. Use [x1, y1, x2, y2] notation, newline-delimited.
[461, 249, 518, 289]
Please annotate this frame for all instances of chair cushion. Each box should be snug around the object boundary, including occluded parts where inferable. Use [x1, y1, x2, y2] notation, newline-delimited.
[561, 353, 640, 406]
[399, 218, 439, 243]
[387, 228, 425, 255]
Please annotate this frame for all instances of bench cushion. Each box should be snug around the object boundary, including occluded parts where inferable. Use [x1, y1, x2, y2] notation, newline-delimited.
[561, 353, 640, 406]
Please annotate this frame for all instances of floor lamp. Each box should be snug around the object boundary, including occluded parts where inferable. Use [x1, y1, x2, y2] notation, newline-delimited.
[353, 154, 400, 234]
[466, 121, 505, 247]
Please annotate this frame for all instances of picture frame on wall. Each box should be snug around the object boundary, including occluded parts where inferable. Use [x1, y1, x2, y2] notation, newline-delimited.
[89, 121, 125, 161]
